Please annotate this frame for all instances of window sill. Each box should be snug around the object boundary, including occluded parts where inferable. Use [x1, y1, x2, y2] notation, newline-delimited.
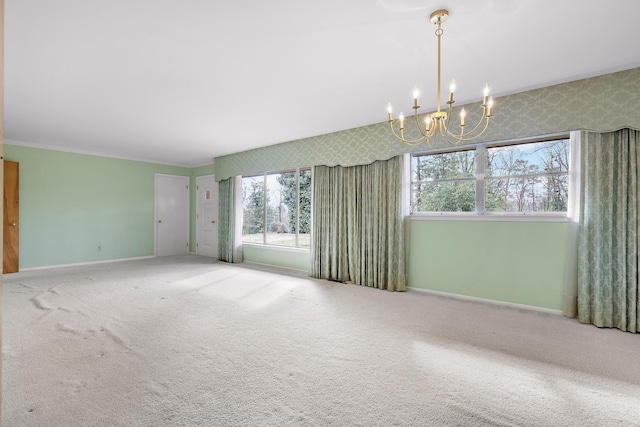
[241, 243, 311, 253]
[408, 213, 568, 222]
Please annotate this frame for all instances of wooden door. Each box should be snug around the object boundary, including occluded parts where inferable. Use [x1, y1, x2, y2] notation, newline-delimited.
[3, 160, 19, 273]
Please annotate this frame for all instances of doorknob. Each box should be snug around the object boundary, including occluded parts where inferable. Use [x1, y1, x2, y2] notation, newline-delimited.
[10, 222, 17, 226]
[211, 220, 215, 223]
[158, 220, 162, 223]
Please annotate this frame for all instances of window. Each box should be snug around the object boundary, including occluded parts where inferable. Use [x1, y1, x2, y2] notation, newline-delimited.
[485, 140, 569, 213]
[411, 149, 476, 212]
[242, 168, 311, 247]
[411, 137, 570, 214]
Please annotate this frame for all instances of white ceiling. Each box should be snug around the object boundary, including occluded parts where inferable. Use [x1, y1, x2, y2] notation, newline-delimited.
[5, 0, 640, 167]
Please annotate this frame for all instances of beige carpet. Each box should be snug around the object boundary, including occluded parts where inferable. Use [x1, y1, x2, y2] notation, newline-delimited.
[3, 255, 640, 426]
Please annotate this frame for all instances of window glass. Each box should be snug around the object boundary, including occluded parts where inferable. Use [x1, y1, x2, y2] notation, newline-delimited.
[241, 175, 265, 244]
[410, 137, 570, 214]
[411, 150, 475, 181]
[411, 149, 476, 212]
[412, 181, 475, 212]
[298, 169, 312, 247]
[242, 168, 311, 247]
[266, 172, 294, 245]
[486, 139, 569, 212]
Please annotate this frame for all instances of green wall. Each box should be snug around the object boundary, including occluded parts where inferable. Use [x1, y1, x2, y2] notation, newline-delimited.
[407, 219, 567, 310]
[4, 144, 194, 269]
[241, 218, 567, 311]
[243, 245, 310, 271]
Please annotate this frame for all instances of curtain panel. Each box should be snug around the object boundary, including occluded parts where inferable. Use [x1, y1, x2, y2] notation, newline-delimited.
[218, 177, 242, 263]
[578, 129, 640, 333]
[562, 132, 582, 318]
[310, 155, 406, 291]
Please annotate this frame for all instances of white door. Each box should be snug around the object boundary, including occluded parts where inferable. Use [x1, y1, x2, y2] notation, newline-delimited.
[155, 174, 190, 256]
[196, 175, 218, 258]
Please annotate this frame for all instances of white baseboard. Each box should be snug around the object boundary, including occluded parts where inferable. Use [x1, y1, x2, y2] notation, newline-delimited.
[17, 256, 156, 272]
[407, 287, 563, 315]
[242, 260, 309, 274]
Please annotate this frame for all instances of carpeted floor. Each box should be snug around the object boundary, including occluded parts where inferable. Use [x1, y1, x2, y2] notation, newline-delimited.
[3, 255, 640, 426]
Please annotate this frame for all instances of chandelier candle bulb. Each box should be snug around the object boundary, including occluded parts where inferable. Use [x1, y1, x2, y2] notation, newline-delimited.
[448, 80, 456, 103]
[413, 87, 420, 109]
[387, 103, 393, 121]
[460, 108, 466, 127]
[487, 97, 494, 117]
[483, 85, 490, 105]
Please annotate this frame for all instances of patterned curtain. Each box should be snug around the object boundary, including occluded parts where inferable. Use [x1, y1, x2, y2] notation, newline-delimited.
[218, 177, 242, 263]
[310, 155, 406, 291]
[578, 129, 639, 333]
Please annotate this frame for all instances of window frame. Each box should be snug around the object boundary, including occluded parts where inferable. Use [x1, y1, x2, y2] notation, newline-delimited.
[241, 167, 312, 249]
[410, 134, 571, 219]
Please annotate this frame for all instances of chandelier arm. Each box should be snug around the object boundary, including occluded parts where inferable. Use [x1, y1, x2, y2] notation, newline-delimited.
[459, 110, 488, 136]
[439, 118, 459, 138]
[444, 111, 489, 139]
[445, 107, 491, 138]
[439, 133, 462, 145]
[445, 103, 453, 128]
[427, 122, 438, 138]
[413, 110, 430, 137]
[440, 112, 450, 137]
[388, 121, 430, 146]
[455, 118, 491, 141]
[436, 123, 463, 145]
[440, 125, 462, 145]
[443, 117, 492, 142]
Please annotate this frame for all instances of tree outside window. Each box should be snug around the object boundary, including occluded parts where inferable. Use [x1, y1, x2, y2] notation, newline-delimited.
[485, 140, 569, 213]
[242, 168, 311, 247]
[411, 138, 570, 214]
[412, 149, 476, 212]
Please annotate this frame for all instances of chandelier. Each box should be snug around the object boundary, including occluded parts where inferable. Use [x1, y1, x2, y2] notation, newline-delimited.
[387, 10, 494, 146]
